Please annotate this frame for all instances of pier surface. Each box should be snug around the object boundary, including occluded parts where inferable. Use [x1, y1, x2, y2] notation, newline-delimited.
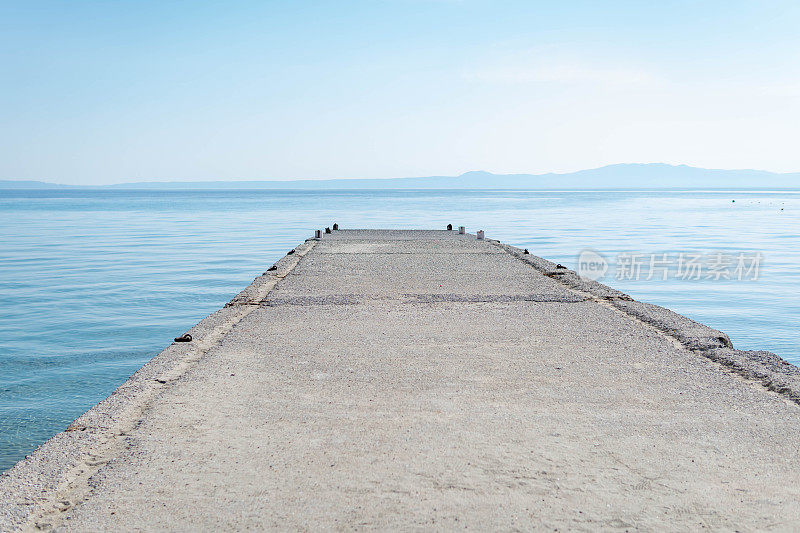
[3, 229, 800, 531]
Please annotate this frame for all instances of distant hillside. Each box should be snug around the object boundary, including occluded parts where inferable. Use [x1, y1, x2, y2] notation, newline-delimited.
[0, 180, 76, 189]
[3, 164, 800, 189]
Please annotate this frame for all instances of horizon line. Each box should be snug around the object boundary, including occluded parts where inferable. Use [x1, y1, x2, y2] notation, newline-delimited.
[3, 162, 800, 187]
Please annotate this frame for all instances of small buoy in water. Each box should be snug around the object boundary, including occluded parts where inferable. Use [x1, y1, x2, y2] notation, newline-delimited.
[524, 249, 529, 255]
[325, 227, 331, 234]
[174, 333, 192, 343]
[447, 224, 453, 230]
[333, 223, 339, 230]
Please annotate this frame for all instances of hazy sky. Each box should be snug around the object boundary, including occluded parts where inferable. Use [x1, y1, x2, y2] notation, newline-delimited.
[3, 1, 800, 184]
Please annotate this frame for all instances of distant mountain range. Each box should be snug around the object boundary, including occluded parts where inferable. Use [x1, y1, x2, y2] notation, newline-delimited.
[2, 164, 799, 189]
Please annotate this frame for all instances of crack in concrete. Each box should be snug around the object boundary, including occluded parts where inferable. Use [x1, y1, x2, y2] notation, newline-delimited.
[406, 293, 587, 304]
[260, 293, 589, 306]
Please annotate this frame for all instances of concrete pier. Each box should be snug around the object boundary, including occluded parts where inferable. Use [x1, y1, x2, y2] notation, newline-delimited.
[3, 229, 800, 531]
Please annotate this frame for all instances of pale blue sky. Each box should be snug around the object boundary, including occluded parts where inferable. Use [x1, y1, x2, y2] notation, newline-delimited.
[2, 1, 800, 184]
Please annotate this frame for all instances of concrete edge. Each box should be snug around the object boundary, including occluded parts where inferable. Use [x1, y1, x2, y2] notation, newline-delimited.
[490, 239, 800, 405]
[0, 240, 317, 531]
[227, 240, 315, 305]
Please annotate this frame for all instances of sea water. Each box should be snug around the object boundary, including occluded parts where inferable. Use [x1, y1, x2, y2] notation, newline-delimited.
[1, 188, 798, 471]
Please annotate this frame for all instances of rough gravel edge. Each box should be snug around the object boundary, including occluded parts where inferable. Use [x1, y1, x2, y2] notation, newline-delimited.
[0, 240, 316, 531]
[490, 240, 800, 405]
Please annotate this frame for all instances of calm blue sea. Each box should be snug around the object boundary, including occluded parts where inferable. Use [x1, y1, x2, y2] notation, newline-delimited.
[1, 188, 799, 471]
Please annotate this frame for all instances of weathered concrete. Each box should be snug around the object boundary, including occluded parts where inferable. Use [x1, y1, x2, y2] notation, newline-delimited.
[2, 229, 800, 531]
